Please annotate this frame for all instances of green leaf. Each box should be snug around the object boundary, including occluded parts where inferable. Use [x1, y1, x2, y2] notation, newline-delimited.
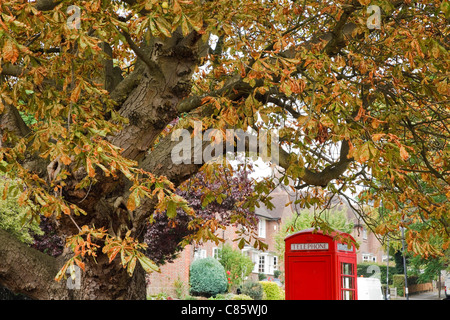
[441, 1, 450, 19]
[154, 17, 172, 37]
[138, 256, 160, 273]
[237, 237, 246, 249]
[166, 200, 177, 219]
[201, 192, 215, 208]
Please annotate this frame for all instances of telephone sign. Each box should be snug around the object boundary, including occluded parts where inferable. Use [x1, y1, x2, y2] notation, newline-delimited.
[291, 243, 329, 251]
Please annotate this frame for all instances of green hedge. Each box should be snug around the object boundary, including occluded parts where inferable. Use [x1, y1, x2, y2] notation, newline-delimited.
[189, 257, 227, 297]
[393, 274, 405, 296]
[357, 263, 392, 285]
[392, 274, 420, 296]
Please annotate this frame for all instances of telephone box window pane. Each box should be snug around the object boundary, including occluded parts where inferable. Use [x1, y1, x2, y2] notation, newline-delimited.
[341, 263, 353, 275]
[341, 290, 353, 300]
[341, 276, 353, 289]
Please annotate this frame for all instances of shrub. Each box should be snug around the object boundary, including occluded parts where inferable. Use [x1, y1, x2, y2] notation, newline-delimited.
[189, 257, 227, 297]
[0, 179, 42, 244]
[393, 274, 405, 296]
[391, 274, 419, 297]
[259, 281, 284, 300]
[274, 270, 282, 278]
[232, 294, 253, 300]
[241, 281, 264, 300]
[208, 293, 235, 300]
[218, 244, 254, 291]
[173, 277, 188, 299]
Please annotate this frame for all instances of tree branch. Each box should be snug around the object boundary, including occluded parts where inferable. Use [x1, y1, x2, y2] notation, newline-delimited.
[0, 63, 27, 77]
[118, 29, 165, 81]
[0, 229, 68, 300]
[0, 102, 32, 145]
[34, 0, 62, 11]
[297, 139, 353, 188]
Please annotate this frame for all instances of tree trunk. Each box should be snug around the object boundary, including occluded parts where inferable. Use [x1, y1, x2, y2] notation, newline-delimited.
[0, 228, 67, 299]
[70, 255, 147, 300]
[0, 228, 146, 300]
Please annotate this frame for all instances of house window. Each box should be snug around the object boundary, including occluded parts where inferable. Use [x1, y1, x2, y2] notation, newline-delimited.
[266, 255, 277, 275]
[362, 227, 367, 240]
[362, 253, 376, 263]
[213, 247, 221, 259]
[258, 218, 266, 238]
[194, 248, 206, 260]
[258, 255, 266, 273]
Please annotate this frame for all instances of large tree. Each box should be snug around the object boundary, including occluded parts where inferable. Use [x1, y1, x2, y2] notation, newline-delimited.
[0, 0, 448, 299]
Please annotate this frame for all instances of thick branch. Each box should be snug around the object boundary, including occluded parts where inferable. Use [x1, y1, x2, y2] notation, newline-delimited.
[34, 0, 61, 11]
[119, 30, 165, 81]
[0, 229, 68, 300]
[0, 103, 32, 141]
[297, 140, 353, 188]
[0, 63, 26, 77]
[140, 127, 352, 192]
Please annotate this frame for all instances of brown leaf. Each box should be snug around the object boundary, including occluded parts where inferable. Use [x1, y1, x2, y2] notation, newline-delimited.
[399, 146, 410, 161]
[70, 83, 82, 103]
[86, 157, 95, 177]
[2, 39, 19, 64]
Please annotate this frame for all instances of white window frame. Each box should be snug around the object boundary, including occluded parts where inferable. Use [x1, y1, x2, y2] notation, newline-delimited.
[258, 218, 266, 238]
[194, 248, 207, 260]
[258, 255, 266, 274]
[213, 247, 221, 260]
[362, 253, 376, 263]
[362, 253, 370, 262]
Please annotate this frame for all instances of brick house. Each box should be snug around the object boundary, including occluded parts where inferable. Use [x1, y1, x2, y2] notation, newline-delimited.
[146, 184, 294, 297]
[351, 220, 388, 264]
[146, 179, 386, 296]
[329, 197, 388, 264]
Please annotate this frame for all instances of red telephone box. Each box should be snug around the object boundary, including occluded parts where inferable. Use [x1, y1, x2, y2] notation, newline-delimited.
[284, 228, 358, 300]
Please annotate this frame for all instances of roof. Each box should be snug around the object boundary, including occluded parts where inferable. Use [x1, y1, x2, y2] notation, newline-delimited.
[254, 186, 296, 220]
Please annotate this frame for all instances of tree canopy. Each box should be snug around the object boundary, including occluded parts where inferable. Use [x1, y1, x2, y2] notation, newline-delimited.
[0, 0, 448, 299]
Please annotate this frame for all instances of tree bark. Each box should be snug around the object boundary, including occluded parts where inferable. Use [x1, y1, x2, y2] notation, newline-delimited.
[0, 228, 147, 300]
[0, 229, 67, 299]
